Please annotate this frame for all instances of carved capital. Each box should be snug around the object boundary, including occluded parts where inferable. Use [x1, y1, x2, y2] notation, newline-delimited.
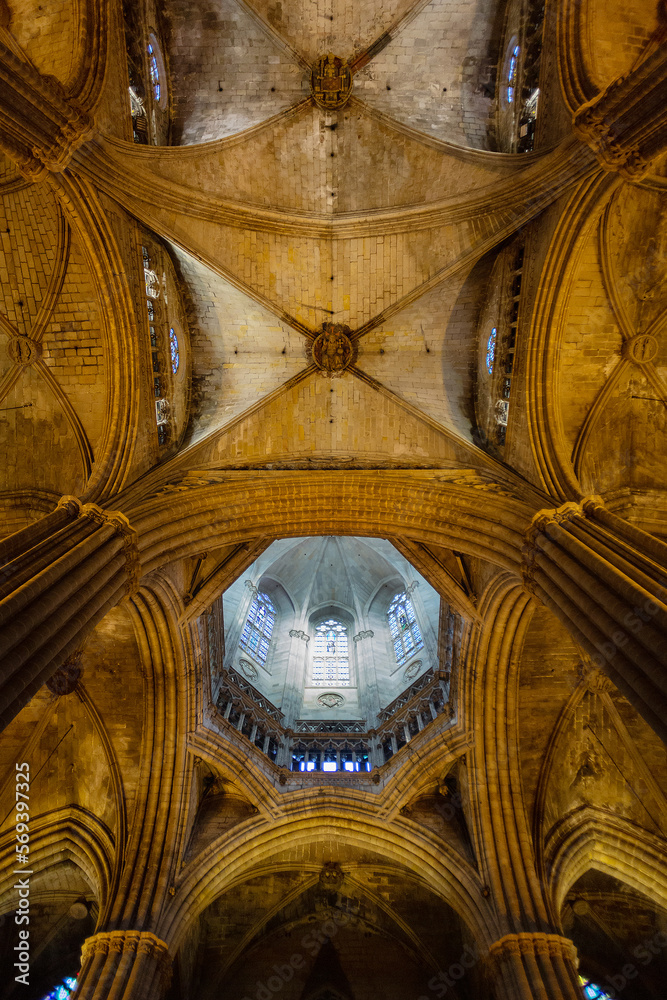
[521, 497, 604, 593]
[0, 42, 92, 178]
[572, 45, 667, 179]
[79, 503, 140, 595]
[289, 629, 310, 643]
[489, 932, 578, 966]
[353, 629, 374, 643]
[81, 930, 171, 971]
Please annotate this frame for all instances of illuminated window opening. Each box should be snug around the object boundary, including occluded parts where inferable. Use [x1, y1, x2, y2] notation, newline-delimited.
[40, 977, 78, 1000]
[486, 327, 497, 374]
[579, 977, 613, 1000]
[147, 42, 160, 103]
[312, 619, 350, 686]
[388, 593, 423, 666]
[507, 43, 520, 103]
[239, 592, 276, 664]
[169, 327, 180, 374]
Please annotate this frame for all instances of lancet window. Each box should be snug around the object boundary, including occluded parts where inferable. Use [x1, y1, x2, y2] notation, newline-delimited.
[579, 978, 613, 1000]
[239, 592, 276, 664]
[39, 978, 78, 1000]
[388, 593, 423, 665]
[312, 620, 350, 686]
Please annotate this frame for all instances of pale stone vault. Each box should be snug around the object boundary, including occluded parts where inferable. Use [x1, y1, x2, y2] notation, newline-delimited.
[0, 0, 667, 998]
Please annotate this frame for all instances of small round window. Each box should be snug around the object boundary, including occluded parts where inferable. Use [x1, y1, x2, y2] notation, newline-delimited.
[147, 34, 167, 109]
[169, 327, 179, 374]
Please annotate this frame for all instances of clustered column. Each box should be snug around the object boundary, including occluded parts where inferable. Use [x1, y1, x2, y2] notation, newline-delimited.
[522, 496, 667, 742]
[76, 931, 172, 1000]
[488, 933, 581, 1000]
[0, 496, 139, 729]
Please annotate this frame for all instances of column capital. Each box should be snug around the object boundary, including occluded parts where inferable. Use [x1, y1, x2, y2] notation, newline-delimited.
[81, 929, 170, 961]
[57, 495, 141, 595]
[488, 932, 578, 965]
[572, 44, 667, 179]
[521, 496, 604, 593]
[0, 40, 92, 179]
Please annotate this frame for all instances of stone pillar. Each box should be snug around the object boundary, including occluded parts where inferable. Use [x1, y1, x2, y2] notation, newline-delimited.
[488, 933, 580, 1000]
[0, 38, 92, 180]
[0, 496, 139, 729]
[573, 43, 667, 180]
[76, 931, 171, 1000]
[522, 497, 667, 742]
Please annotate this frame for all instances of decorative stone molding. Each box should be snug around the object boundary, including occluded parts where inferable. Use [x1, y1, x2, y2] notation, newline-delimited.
[46, 649, 83, 695]
[310, 323, 356, 376]
[81, 931, 172, 990]
[353, 629, 373, 643]
[488, 932, 578, 966]
[319, 861, 344, 887]
[0, 40, 92, 180]
[572, 45, 667, 179]
[317, 692, 345, 709]
[624, 333, 659, 364]
[81, 929, 171, 967]
[311, 55, 352, 109]
[521, 498, 594, 593]
[80, 503, 141, 596]
[405, 580, 420, 595]
[245, 580, 258, 598]
[289, 629, 310, 643]
[7, 335, 41, 365]
[579, 657, 613, 694]
[403, 659, 422, 680]
[239, 658, 258, 680]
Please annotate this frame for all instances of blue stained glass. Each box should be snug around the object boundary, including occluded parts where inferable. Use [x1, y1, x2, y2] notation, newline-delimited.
[579, 977, 613, 999]
[388, 592, 424, 665]
[239, 592, 275, 663]
[507, 44, 519, 104]
[148, 43, 161, 102]
[40, 979, 77, 1000]
[486, 327, 497, 374]
[169, 327, 179, 374]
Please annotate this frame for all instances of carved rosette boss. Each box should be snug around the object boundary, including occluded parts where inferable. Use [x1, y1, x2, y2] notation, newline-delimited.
[311, 55, 352, 109]
[310, 323, 356, 377]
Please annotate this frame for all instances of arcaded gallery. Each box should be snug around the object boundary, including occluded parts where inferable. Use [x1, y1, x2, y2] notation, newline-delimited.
[0, 0, 666, 998]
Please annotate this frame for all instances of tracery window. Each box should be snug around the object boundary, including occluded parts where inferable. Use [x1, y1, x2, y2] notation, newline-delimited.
[507, 43, 520, 103]
[169, 327, 179, 374]
[486, 327, 497, 374]
[142, 244, 173, 447]
[40, 978, 78, 1000]
[579, 977, 613, 1000]
[312, 619, 350, 686]
[239, 592, 276, 664]
[147, 41, 161, 103]
[388, 593, 423, 666]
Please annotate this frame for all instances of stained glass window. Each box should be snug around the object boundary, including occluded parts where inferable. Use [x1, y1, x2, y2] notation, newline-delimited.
[486, 327, 497, 374]
[169, 327, 179, 374]
[147, 42, 160, 103]
[388, 593, 423, 666]
[579, 977, 613, 999]
[41, 977, 78, 1000]
[312, 619, 350, 686]
[239, 592, 275, 664]
[507, 44, 520, 103]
